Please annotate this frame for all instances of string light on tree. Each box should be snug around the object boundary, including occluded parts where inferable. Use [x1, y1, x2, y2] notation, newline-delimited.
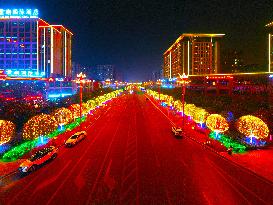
[53, 108, 73, 128]
[0, 120, 16, 145]
[206, 114, 229, 133]
[23, 114, 58, 140]
[236, 115, 269, 140]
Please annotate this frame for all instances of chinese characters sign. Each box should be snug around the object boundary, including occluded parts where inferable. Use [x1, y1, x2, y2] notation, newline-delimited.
[0, 9, 39, 18]
[5, 70, 45, 78]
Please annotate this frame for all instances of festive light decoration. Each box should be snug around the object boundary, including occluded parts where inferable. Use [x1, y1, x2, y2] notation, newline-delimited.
[236, 115, 269, 140]
[52, 108, 73, 126]
[209, 132, 246, 153]
[192, 108, 209, 124]
[173, 100, 183, 112]
[0, 120, 16, 145]
[22, 114, 58, 140]
[2, 140, 38, 162]
[206, 114, 229, 133]
[69, 104, 81, 119]
[184, 104, 196, 117]
[1, 89, 123, 161]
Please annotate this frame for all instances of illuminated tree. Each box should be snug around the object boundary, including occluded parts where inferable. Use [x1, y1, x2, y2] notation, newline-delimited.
[174, 100, 183, 112]
[68, 104, 81, 119]
[193, 108, 209, 124]
[87, 99, 97, 110]
[184, 104, 196, 117]
[206, 114, 229, 133]
[236, 115, 269, 140]
[23, 114, 58, 140]
[0, 120, 16, 145]
[52, 108, 73, 126]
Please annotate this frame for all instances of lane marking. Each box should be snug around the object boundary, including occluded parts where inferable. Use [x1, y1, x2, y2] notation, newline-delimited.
[31, 160, 72, 196]
[75, 159, 91, 193]
[85, 102, 129, 204]
[146, 94, 273, 187]
[207, 158, 269, 205]
[45, 107, 116, 205]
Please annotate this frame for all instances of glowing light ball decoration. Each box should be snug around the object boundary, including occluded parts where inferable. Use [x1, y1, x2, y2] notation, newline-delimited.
[193, 108, 209, 126]
[0, 120, 16, 145]
[23, 114, 58, 140]
[82, 103, 89, 115]
[87, 99, 96, 111]
[184, 104, 196, 117]
[206, 114, 229, 133]
[166, 96, 174, 106]
[236, 115, 269, 140]
[69, 104, 81, 119]
[53, 108, 73, 126]
[174, 100, 183, 112]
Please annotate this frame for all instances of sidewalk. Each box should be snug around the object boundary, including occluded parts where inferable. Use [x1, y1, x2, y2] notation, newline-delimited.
[150, 96, 273, 183]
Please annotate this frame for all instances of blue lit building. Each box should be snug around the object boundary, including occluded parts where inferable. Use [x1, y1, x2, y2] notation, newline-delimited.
[0, 8, 72, 79]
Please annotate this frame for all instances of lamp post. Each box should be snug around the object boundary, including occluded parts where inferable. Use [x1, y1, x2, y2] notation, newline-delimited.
[76, 72, 86, 123]
[178, 73, 190, 131]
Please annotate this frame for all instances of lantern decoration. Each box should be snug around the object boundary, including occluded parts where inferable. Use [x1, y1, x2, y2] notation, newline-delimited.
[22, 114, 58, 140]
[206, 114, 229, 133]
[0, 120, 16, 145]
[236, 115, 269, 140]
[52, 108, 73, 126]
[68, 104, 81, 119]
[184, 104, 196, 117]
[192, 108, 209, 125]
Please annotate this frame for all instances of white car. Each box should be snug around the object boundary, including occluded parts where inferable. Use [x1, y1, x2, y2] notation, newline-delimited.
[65, 131, 87, 147]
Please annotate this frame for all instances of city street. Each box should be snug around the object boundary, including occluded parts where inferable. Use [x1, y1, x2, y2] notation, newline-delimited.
[0, 93, 273, 205]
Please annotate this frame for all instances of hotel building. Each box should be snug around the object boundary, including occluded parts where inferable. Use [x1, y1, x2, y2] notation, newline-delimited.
[163, 33, 225, 79]
[0, 8, 72, 78]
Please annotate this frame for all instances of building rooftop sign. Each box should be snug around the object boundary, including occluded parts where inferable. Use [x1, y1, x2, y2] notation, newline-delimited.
[0, 9, 39, 18]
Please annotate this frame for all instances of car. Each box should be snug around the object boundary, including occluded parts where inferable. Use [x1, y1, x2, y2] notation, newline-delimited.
[65, 131, 87, 147]
[19, 146, 58, 173]
[172, 127, 184, 138]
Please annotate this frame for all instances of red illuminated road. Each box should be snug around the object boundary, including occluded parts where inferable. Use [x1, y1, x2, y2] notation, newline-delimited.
[1, 93, 273, 205]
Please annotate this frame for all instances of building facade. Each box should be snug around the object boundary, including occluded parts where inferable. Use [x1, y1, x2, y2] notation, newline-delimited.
[0, 8, 72, 78]
[163, 34, 225, 79]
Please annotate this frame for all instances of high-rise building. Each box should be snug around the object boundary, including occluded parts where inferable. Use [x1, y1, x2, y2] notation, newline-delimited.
[163, 33, 225, 79]
[222, 50, 244, 73]
[0, 8, 72, 78]
[265, 21, 273, 73]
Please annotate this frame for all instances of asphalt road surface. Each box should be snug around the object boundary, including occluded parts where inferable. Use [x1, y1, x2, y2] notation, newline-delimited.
[0, 93, 273, 205]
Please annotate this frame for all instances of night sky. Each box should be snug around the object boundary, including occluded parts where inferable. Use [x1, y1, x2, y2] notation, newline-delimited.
[2, 0, 273, 81]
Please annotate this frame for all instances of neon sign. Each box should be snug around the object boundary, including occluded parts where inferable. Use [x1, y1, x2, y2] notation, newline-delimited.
[6, 70, 45, 78]
[0, 9, 39, 18]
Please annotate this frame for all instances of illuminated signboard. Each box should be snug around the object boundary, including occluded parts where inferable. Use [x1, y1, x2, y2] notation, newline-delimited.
[0, 69, 7, 79]
[6, 70, 45, 78]
[0, 9, 39, 18]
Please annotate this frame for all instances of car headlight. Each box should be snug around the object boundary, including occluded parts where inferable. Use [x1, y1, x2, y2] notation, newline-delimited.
[19, 166, 29, 173]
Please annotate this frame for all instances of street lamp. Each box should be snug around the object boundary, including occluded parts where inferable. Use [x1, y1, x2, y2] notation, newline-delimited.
[76, 72, 86, 123]
[178, 73, 190, 131]
[156, 79, 162, 103]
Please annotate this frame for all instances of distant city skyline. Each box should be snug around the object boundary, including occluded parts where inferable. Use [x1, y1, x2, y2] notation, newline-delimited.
[2, 0, 273, 81]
